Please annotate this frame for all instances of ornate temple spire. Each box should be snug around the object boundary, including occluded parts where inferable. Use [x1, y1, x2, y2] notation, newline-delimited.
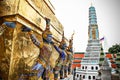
[91, 2, 93, 7]
[102, 58, 109, 66]
[100, 57, 111, 80]
[89, 5, 97, 25]
[88, 5, 99, 40]
[75, 4, 102, 80]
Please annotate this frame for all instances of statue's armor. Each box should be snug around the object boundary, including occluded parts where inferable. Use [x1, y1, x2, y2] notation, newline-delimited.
[63, 51, 68, 66]
[54, 49, 65, 67]
[66, 51, 72, 66]
[38, 42, 59, 68]
[53, 48, 66, 79]
[67, 50, 73, 75]
[39, 42, 52, 68]
[27, 34, 59, 79]
[49, 45, 59, 68]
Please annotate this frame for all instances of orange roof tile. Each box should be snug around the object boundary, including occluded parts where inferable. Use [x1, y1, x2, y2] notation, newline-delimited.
[72, 64, 81, 69]
[73, 60, 81, 63]
[106, 54, 112, 58]
[74, 54, 84, 58]
[111, 64, 117, 68]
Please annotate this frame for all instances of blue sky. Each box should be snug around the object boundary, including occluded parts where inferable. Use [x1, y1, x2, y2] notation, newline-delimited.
[51, 0, 120, 52]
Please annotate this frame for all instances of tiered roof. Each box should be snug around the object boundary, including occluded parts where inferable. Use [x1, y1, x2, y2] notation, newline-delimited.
[72, 52, 118, 69]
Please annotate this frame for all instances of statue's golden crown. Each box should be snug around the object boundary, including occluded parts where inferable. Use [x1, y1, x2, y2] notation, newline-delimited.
[42, 18, 52, 39]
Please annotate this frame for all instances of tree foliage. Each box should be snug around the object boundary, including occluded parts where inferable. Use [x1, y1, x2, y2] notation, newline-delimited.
[108, 44, 120, 54]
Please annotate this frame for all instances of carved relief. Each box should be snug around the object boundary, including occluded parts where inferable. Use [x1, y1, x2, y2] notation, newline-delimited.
[9, 30, 40, 79]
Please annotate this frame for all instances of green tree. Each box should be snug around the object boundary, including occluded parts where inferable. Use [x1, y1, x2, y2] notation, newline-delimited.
[108, 44, 120, 75]
[108, 44, 120, 54]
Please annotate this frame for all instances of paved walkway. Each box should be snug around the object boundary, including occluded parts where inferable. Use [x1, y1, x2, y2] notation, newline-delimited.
[59, 75, 73, 80]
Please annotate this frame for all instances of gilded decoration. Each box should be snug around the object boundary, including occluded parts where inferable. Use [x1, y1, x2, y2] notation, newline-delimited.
[0, 26, 14, 80]
[92, 28, 96, 39]
[0, 0, 66, 79]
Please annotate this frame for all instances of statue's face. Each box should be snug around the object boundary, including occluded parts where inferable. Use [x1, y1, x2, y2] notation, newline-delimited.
[69, 48, 73, 52]
[62, 44, 67, 50]
[46, 34, 52, 43]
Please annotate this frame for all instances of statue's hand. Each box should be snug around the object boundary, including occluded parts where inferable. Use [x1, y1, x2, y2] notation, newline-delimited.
[50, 41, 54, 45]
[0, 22, 16, 36]
[22, 26, 31, 32]
[3, 22, 16, 28]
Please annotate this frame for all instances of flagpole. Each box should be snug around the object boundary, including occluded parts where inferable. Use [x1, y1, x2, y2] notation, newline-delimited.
[100, 36, 105, 57]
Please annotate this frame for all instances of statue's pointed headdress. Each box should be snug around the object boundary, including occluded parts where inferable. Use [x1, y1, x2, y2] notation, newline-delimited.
[59, 31, 67, 48]
[45, 17, 50, 30]
[42, 17, 52, 39]
[68, 31, 74, 51]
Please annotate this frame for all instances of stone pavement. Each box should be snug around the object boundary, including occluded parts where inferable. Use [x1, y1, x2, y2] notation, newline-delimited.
[59, 75, 73, 80]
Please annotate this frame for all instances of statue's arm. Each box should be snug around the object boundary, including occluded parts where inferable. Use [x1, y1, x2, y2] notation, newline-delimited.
[54, 45, 61, 53]
[29, 32, 42, 48]
[54, 45, 65, 60]
[3, 22, 16, 28]
[22, 26, 43, 48]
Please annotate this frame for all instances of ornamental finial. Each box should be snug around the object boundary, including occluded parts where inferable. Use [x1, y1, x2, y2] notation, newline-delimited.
[91, 2, 93, 6]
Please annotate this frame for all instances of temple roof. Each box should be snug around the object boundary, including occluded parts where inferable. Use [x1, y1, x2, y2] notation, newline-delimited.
[72, 52, 117, 69]
[73, 53, 84, 58]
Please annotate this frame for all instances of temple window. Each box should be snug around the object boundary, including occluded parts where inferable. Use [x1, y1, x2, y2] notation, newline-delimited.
[93, 76, 95, 79]
[91, 66, 94, 70]
[88, 76, 91, 79]
[77, 74, 79, 77]
[80, 75, 81, 78]
[96, 66, 98, 70]
[83, 75, 85, 79]
[82, 66, 84, 69]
